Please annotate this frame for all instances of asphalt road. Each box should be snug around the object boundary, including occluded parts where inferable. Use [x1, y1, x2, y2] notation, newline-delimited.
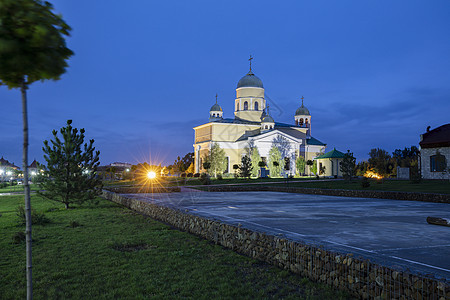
[126, 190, 450, 280]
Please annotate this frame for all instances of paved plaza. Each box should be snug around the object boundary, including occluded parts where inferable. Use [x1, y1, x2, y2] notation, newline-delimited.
[126, 190, 450, 280]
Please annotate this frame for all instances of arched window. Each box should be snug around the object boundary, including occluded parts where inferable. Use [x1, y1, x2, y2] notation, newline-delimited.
[244, 101, 248, 110]
[265, 125, 268, 129]
[295, 119, 298, 126]
[236, 103, 239, 111]
[299, 118, 304, 126]
[270, 125, 273, 129]
[254, 102, 259, 110]
[213, 113, 215, 117]
[305, 119, 309, 126]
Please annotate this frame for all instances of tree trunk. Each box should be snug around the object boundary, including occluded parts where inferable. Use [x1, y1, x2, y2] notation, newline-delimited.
[21, 80, 32, 300]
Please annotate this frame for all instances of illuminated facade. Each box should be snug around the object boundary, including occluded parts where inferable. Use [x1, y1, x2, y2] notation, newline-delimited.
[193, 64, 326, 176]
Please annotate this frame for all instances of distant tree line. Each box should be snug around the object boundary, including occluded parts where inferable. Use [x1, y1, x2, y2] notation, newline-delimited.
[356, 146, 420, 179]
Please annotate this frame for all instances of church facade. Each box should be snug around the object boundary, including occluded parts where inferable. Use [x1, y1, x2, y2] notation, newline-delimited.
[193, 65, 326, 176]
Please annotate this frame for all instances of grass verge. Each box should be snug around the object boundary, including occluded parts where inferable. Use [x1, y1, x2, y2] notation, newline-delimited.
[0, 195, 350, 299]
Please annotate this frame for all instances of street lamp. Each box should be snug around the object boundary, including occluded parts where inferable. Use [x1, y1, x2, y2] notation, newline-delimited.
[147, 171, 156, 193]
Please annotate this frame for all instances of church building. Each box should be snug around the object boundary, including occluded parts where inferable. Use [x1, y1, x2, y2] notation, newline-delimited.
[193, 61, 326, 176]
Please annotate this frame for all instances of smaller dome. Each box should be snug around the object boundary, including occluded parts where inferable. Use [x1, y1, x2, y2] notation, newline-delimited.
[237, 71, 264, 88]
[295, 104, 310, 116]
[210, 103, 222, 112]
[262, 115, 274, 123]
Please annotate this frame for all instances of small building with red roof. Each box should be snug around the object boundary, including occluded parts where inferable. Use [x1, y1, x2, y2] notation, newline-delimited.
[419, 124, 450, 179]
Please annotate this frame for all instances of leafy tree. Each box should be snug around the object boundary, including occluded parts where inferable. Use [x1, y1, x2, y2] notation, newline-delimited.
[185, 162, 194, 174]
[296, 156, 306, 176]
[232, 164, 240, 178]
[0, 0, 73, 296]
[272, 135, 291, 158]
[202, 155, 211, 172]
[268, 145, 282, 177]
[392, 146, 420, 177]
[181, 152, 194, 171]
[368, 148, 392, 177]
[209, 143, 227, 177]
[106, 166, 117, 182]
[355, 161, 369, 177]
[340, 150, 356, 180]
[250, 145, 261, 178]
[306, 160, 313, 177]
[310, 160, 318, 176]
[239, 155, 252, 179]
[38, 120, 102, 209]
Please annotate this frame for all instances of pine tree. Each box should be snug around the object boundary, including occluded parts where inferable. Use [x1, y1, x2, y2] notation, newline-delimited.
[38, 120, 102, 209]
[239, 155, 252, 179]
[340, 150, 356, 180]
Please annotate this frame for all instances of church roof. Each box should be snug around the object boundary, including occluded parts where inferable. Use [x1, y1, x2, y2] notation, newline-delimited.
[306, 136, 326, 146]
[29, 159, 38, 168]
[0, 156, 19, 169]
[210, 103, 222, 112]
[212, 118, 260, 125]
[419, 123, 450, 148]
[237, 71, 264, 89]
[315, 148, 345, 159]
[295, 103, 310, 116]
[261, 115, 274, 123]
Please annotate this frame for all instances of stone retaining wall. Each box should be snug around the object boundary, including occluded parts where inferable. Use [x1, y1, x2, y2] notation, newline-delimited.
[101, 190, 449, 299]
[105, 186, 181, 194]
[199, 185, 450, 203]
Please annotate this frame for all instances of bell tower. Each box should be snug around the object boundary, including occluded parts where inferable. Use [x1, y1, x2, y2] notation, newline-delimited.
[234, 56, 266, 122]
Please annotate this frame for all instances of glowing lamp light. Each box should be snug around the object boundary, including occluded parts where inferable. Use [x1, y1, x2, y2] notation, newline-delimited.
[147, 171, 156, 179]
[364, 170, 383, 179]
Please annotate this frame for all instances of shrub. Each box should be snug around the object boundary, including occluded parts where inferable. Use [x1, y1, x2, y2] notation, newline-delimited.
[17, 205, 50, 225]
[193, 173, 200, 178]
[12, 231, 26, 244]
[180, 173, 187, 178]
[217, 174, 223, 180]
[199, 173, 211, 185]
[361, 177, 371, 188]
[187, 173, 193, 177]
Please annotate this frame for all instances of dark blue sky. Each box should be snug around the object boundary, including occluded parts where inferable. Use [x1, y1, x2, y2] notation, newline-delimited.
[1, 0, 450, 167]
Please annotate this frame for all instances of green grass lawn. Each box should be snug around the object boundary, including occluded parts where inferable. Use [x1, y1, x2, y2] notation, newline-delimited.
[0, 195, 350, 299]
[0, 183, 40, 193]
[272, 179, 450, 194]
